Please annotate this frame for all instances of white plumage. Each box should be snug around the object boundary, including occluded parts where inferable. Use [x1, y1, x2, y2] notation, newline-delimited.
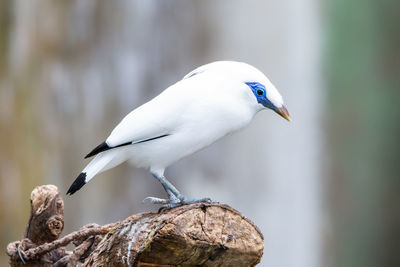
[67, 61, 290, 207]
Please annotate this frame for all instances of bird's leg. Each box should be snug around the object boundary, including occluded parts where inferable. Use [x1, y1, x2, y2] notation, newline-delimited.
[152, 173, 182, 197]
[142, 173, 180, 205]
[142, 173, 211, 208]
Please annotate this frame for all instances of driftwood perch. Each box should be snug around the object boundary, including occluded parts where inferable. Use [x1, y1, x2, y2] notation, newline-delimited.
[7, 185, 264, 266]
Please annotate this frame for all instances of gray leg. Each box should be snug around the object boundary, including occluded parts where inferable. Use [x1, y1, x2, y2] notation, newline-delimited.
[142, 172, 211, 208]
[151, 173, 182, 197]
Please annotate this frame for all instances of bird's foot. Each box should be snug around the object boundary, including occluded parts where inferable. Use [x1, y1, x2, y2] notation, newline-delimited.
[142, 194, 180, 205]
[142, 194, 211, 209]
[162, 196, 212, 209]
[176, 194, 212, 205]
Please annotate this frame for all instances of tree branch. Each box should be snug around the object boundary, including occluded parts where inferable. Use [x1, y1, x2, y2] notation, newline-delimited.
[7, 185, 264, 266]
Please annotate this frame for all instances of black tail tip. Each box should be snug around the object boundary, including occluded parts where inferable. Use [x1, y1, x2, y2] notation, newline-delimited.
[67, 172, 87, 195]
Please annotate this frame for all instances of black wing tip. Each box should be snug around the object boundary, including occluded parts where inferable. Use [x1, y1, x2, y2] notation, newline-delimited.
[85, 141, 109, 159]
[67, 172, 87, 195]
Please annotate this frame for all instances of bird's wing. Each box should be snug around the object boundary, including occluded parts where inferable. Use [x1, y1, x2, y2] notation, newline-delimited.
[85, 71, 231, 159]
[106, 106, 173, 147]
[85, 82, 191, 158]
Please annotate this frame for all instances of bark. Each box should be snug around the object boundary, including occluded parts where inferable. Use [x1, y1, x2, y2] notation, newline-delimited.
[7, 185, 264, 266]
[85, 202, 264, 266]
[7, 185, 68, 266]
[24, 185, 64, 244]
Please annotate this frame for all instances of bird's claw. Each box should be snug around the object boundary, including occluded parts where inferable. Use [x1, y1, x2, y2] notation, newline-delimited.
[143, 194, 211, 209]
[158, 197, 212, 211]
[179, 196, 212, 204]
[142, 196, 179, 205]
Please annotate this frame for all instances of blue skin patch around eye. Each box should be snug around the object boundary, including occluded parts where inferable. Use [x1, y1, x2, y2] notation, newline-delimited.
[246, 82, 276, 110]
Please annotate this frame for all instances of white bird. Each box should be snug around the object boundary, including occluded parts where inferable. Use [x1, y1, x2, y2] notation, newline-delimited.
[67, 61, 291, 207]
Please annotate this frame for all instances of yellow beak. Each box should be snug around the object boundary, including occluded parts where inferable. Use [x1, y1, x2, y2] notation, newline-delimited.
[275, 105, 291, 121]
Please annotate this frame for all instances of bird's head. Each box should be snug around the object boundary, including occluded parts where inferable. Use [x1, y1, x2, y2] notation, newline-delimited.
[245, 81, 291, 121]
[185, 61, 291, 121]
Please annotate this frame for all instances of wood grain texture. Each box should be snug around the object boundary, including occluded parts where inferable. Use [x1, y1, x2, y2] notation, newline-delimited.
[7, 185, 67, 266]
[85, 202, 264, 266]
[7, 185, 264, 266]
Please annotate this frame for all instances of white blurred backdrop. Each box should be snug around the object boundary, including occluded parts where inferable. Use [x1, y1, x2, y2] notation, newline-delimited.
[0, 1, 324, 266]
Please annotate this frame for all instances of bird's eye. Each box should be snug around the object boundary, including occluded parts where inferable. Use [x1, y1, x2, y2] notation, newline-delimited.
[256, 89, 264, 96]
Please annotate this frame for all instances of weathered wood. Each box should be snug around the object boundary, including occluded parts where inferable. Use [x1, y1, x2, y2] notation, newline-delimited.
[84, 202, 264, 266]
[7, 185, 67, 266]
[7, 223, 117, 265]
[7, 185, 264, 266]
[24, 185, 65, 244]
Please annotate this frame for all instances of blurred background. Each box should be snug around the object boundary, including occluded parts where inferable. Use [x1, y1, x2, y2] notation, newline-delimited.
[0, 0, 399, 266]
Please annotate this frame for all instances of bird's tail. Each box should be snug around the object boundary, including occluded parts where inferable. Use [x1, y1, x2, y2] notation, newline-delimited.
[67, 149, 127, 195]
